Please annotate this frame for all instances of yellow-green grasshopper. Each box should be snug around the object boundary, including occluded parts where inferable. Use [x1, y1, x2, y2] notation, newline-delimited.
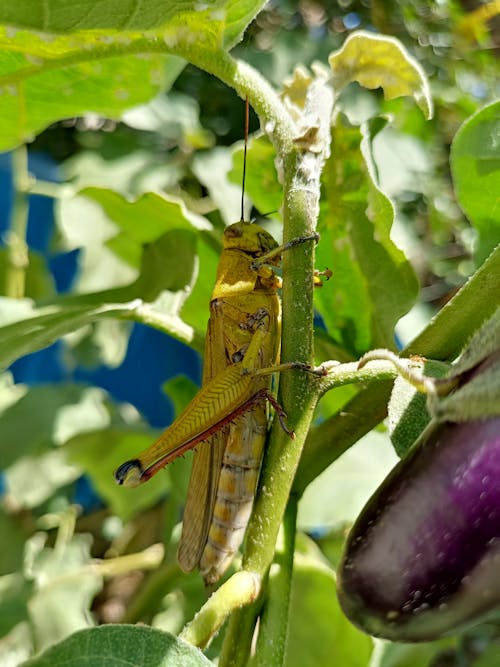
[115, 219, 303, 583]
[115, 103, 321, 584]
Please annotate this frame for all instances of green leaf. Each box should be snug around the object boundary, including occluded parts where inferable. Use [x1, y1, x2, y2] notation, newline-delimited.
[25, 533, 102, 652]
[0, 0, 267, 149]
[0, 300, 183, 371]
[315, 121, 418, 353]
[0, 206, 204, 370]
[298, 430, 397, 530]
[286, 536, 372, 667]
[0, 510, 32, 576]
[473, 644, 500, 667]
[376, 638, 457, 667]
[20, 625, 213, 667]
[66, 429, 169, 520]
[1, 385, 121, 508]
[0, 1, 263, 43]
[230, 136, 283, 219]
[450, 100, 500, 263]
[0, 574, 33, 637]
[81, 187, 209, 276]
[0, 384, 88, 469]
[0, 32, 182, 151]
[328, 30, 433, 120]
[193, 147, 244, 225]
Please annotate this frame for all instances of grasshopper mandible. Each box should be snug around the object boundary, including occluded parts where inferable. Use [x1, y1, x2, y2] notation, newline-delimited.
[115, 100, 320, 584]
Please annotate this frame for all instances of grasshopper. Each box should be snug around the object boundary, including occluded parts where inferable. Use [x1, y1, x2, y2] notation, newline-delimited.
[115, 101, 321, 584]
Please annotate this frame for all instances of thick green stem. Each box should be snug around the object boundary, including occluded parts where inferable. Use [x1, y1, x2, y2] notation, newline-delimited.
[254, 498, 298, 667]
[178, 62, 334, 659]
[5, 145, 30, 298]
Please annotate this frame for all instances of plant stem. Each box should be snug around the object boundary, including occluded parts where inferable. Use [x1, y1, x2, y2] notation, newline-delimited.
[219, 595, 262, 667]
[5, 145, 30, 298]
[254, 498, 298, 667]
[180, 571, 261, 649]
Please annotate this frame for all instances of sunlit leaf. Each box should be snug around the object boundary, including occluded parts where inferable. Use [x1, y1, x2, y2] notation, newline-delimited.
[328, 30, 433, 120]
[285, 536, 372, 667]
[450, 100, 500, 263]
[298, 430, 397, 530]
[21, 624, 212, 667]
[0, 0, 267, 149]
[315, 120, 418, 353]
[25, 533, 102, 652]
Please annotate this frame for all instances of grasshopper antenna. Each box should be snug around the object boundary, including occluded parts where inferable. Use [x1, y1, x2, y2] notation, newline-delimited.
[240, 95, 249, 223]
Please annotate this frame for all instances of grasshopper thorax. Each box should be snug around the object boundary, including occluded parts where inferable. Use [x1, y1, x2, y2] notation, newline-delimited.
[223, 220, 278, 259]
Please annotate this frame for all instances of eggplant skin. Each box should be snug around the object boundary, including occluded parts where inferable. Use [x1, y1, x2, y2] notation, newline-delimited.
[337, 417, 500, 641]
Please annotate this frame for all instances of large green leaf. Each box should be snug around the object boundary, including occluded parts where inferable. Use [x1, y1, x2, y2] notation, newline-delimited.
[286, 536, 372, 667]
[315, 120, 418, 353]
[450, 100, 500, 263]
[20, 625, 212, 667]
[0, 0, 267, 149]
[0, 1, 263, 41]
[0, 300, 191, 371]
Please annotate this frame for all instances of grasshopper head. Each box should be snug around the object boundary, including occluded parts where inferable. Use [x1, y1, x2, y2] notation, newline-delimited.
[223, 220, 278, 258]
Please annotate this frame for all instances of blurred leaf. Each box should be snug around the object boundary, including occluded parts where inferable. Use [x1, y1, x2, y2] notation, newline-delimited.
[179, 232, 219, 338]
[0, 211, 205, 370]
[66, 429, 168, 521]
[0, 621, 33, 667]
[25, 533, 102, 652]
[376, 637, 457, 667]
[0, 510, 32, 576]
[122, 92, 214, 150]
[286, 536, 372, 667]
[5, 449, 80, 509]
[21, 624, 212, 667]
[298, 430, 397, 531]
[230, 136, 283, 218]
[328, 30, 433, 119]
[450, 100, 500, 263]
[0, 384, 88, 469]
[81, 188, 210, 274]
[192, 147, 244, 226]
[0, 574, 33, 638]
[372, 126, 432, 198]
[473, 644, 500, 667]
[316, 120, 418, 353]
[0, 37, 181, 151]
[0, 301, 179, 372]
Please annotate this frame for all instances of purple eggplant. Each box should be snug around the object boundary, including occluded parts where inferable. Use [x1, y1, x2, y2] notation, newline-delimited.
[337, 416, 500, 641]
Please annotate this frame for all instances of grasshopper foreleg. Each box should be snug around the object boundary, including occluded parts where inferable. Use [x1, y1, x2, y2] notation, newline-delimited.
[250, 232, 319, 272]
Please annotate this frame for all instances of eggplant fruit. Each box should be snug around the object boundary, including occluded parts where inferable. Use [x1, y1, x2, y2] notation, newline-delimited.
[337, 416, 500, 641]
